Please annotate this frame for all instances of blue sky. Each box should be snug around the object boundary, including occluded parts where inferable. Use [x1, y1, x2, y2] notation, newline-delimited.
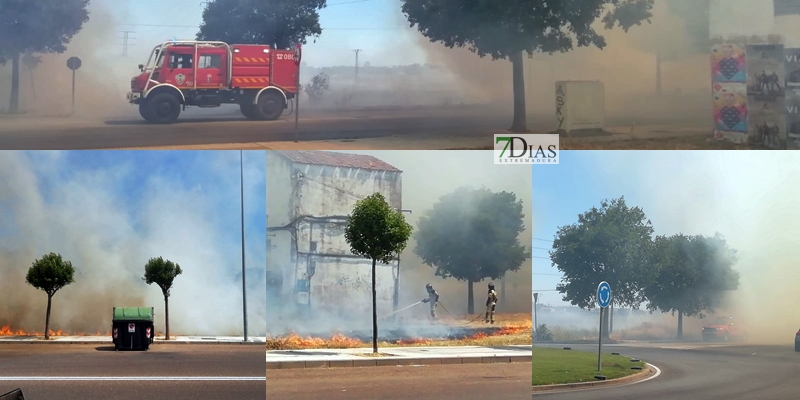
[109, 0, 424, 67]
[0, 151, 267, 336]
[531, 151, 800, 322]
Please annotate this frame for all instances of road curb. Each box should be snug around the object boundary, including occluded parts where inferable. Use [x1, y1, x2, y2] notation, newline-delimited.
[266, 354, 532, 369]
[0, 340, 264, 345]
[531, 364, 654, 393]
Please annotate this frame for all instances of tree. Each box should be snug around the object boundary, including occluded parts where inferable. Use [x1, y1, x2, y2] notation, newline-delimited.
[400, 0, 653, 132]
[143, 257, 183, 340]
[0, 0, 90, 113]
[344, 193, 413, 354]
[644, 233, 739, 339]
[629, 0, 710, 93]
[25, 253, 76, 340]
[305, 72, 330, 104]
[414, 187, 529, 314]
[550, 197, 655, 339]
[197, 0, 327, 49]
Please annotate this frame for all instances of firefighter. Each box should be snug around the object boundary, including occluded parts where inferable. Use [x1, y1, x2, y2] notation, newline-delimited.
[421, 283, 440, 319]
[485, 282, 498, 324]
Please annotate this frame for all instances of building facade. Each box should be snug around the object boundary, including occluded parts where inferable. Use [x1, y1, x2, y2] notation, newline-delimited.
[266, 151, 403, 320]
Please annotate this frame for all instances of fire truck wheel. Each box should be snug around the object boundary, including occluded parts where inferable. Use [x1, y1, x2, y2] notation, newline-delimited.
[240, 103, 257, 120]
[144, 93, 181, 124]
[138, 102, 153, 121]
[255, 91, 285, 121]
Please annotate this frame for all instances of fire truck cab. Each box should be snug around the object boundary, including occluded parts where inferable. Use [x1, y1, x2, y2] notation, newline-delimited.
[127, 40, 299, 124]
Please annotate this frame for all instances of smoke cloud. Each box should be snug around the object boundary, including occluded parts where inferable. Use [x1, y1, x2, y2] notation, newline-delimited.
[0, 151, 266, 336]
[574, 151, 800, 344]
[266, 150, 532, 338]
[0, 0, 136, 118]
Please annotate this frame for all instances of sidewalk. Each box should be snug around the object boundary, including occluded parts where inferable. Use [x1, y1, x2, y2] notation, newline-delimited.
[266, 345, 532, 369]
[0, 336, 266, 344]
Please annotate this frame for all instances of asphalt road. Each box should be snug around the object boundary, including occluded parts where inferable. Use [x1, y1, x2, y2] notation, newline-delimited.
[0, 344, 264, 399]
[268, 361, 532, 400]
[533, 343, 800, 400]
[0, 106, 514, 150]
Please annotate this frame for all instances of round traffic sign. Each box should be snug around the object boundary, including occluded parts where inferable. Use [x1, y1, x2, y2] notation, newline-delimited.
[293, 43, 302, 66]
[596, 281, 612, 308]
[66, 56, 82, 71]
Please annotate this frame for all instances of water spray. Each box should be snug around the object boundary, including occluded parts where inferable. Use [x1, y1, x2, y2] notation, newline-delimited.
[380, 300, 423, 320]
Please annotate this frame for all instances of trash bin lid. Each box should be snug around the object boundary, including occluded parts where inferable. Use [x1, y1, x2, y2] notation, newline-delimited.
[113, 307, 153, 321]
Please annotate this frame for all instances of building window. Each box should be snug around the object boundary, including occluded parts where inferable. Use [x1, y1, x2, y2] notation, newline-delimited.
[310, 241, 317, 253]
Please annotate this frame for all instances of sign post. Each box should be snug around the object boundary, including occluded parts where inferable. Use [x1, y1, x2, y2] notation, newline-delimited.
[66, 56, 82, 116]
[293, 43, 302, 143]
[596, 281, 612, 372]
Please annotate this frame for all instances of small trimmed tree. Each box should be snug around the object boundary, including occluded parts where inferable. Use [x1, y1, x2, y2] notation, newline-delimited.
[143, 257, 183, 340]
[345, 193, 413, 353]
[25, 252, 76, 340]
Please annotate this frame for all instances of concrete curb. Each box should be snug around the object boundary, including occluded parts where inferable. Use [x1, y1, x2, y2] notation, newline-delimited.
[266, 354, 532, 369]
[531, 364, 654, 393]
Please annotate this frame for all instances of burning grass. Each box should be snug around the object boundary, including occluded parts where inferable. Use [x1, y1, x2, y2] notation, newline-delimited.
[0, 325, 180, 339]
[266, 313, 533, 350]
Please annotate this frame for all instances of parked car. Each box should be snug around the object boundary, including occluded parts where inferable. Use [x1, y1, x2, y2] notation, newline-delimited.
[795, 329, 800, 352]
[702, 316, 747, 342]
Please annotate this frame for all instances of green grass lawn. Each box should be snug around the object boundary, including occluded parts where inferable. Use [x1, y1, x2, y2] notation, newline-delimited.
[533, 347, 646, 386]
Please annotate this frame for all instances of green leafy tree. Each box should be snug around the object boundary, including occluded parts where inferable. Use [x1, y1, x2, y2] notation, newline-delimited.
[414, 187, 529, 314]
[197, 0, 327, 49]
[143, 257, 183, 340]
[645, 233, 739, 339]
[400, 0, 653, 132]
[0, 0, 90, 112]
[25, 252, 76, 340]
[345, 193, 413, 353]
[550, 197, 655, 339]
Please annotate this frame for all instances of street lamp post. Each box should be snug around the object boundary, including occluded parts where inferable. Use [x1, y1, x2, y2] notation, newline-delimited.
[240, 150, 248, 342]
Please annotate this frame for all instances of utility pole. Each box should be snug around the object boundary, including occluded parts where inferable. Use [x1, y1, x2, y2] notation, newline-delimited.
[352, 49, 362, 87]
[240, 150, 249, 342]
[121, 31, 135, 57]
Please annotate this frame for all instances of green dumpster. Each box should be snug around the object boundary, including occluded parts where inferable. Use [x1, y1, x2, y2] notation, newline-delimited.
[112, 307, 155, 351]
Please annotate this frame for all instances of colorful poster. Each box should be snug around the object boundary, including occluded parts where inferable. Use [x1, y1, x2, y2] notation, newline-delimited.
[747, 98, 787, 148]
[785, 48, 800, 92]
[746, 44, 786, 102]
[713, 82, 748, 133]
[711, 43, 747, 83]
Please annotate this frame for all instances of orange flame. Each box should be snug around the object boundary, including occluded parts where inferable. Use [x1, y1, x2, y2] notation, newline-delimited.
[0, 325, 113, 337]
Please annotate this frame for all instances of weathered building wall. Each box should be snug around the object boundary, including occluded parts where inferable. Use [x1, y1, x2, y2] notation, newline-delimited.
[265, 153, 296, 302]
[266, 152, 403, 317]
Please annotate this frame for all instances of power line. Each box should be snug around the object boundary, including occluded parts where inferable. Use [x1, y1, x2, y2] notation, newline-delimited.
[531, 246, 551, 251]
[120, 30, 136, 57]
[118, 23, 398, 31]
[532, 273, 561, 276]
[531, 256, 550, 260]
[533, 238, 553, 243]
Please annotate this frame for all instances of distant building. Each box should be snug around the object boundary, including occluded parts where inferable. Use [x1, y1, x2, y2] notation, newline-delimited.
[266, 151, 403, 319]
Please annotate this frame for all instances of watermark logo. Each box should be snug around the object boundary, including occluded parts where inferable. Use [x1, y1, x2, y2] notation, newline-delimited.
[494, 134, 559, 165]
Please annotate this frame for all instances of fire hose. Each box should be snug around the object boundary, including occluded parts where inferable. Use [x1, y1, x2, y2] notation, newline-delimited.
[436, 301, 489, 325]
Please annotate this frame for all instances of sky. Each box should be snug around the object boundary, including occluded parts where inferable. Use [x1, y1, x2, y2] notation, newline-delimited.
[109, 0, 426, 67]
[530, 150, 800, 335]
[0, 150, 267, 336]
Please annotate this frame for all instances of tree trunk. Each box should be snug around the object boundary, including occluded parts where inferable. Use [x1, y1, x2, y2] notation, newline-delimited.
[656, 53, 662, 95]
[509, 50, 527, 132]
[164, 295, 170, 340]
[677, 310, 683, 340]
[44, 294, 52, 340]
[9, 52, 21, 113]
[371, 258, 378, 354]
[467, 279, 474, 315]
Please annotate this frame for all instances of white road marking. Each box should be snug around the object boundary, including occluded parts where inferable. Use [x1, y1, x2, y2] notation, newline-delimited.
[0, 377, 265, 381]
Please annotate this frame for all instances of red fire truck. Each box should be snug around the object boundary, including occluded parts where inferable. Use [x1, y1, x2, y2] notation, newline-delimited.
[126, 40, 299, 124]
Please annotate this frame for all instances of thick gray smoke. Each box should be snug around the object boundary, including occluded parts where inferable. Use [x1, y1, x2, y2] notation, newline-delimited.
[0, 151, 266, 336]
[266, 150, 532, 338]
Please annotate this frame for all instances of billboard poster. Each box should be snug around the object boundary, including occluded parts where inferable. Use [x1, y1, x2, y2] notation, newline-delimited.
[746, 44, 786, 102]
[784, 92, 800, 148]
[712, 43, 747, 83]
[747, 98, 787, 148]
[713, 82, 748, 133]
[785, 48, 800, 92]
